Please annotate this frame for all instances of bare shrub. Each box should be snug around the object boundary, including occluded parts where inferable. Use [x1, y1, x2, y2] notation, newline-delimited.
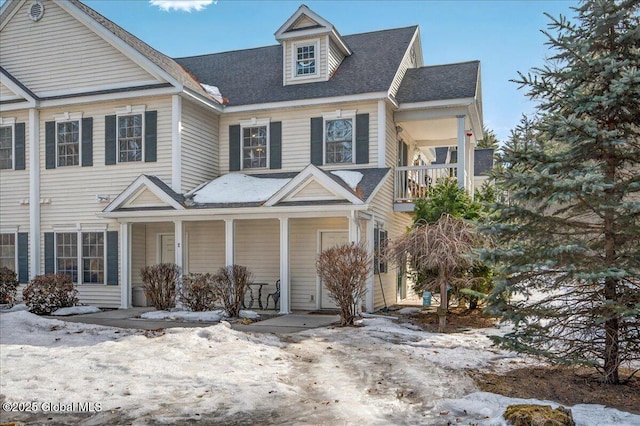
[0, 267, 19, 306]
[316, 242, 371, 326]
[22, 273, 78, 314]
[180, 273, 217, 311]
[141, 263, 181, 310]
[212, 265, 253, 317]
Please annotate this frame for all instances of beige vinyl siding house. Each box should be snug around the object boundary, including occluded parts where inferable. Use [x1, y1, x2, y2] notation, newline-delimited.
[0, 1, 485, 312]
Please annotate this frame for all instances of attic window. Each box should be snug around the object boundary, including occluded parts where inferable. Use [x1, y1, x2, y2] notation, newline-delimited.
[294, 40, 319, 78]
[28, 0, 45, 22]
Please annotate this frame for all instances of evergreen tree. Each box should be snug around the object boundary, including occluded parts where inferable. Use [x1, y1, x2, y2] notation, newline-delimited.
[483, 0, 640, 384]
[477, 125, 500, 150]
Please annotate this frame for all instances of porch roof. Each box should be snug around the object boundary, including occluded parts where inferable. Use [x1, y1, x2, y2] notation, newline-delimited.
[396, 61, 479, 104]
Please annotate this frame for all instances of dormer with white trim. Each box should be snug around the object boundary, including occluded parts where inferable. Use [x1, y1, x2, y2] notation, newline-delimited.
[275, 4, 351, 86]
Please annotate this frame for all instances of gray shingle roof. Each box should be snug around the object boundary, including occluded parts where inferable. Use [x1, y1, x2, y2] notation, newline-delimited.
[396, 61, 479, 103]
[144, 175, 186, 205]
[175, 26, 418, 106]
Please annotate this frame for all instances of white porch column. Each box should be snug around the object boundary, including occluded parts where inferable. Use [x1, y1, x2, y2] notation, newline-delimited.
[225, 219, 235, 266]
[279, 217, 291, 314]
[468, 134, 475, 194]
[174, 220, 184, 270]
[456, 115, 467, 190]
[29, 108, 40, 278]
[365, 216, 375, 313]
[119, 222, 131, 309]
[348, 211, 359, 243]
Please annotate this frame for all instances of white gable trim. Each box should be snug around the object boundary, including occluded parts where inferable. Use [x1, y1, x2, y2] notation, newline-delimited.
[0, 68, 37, 107]
[103, 175, 184, 213]
[56, 1, 182, 90]
[387, 26, 420, 98]
[282, 178, 343, 202]
[0, 0, 26, 31]
[275, 5, 332, 39]
[264, 164, 363, 207]
[364, 169, 391, 203]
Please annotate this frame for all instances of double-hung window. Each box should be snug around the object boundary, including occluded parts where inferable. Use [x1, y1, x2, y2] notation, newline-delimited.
[0, 233, 15, 271]
[0, 125, 13, 170]
[240, 118, 270, 169]
[294, 40, 318, 78]
[57, 120, 80, 166]
[56, 231, 105, 284]
[118, 114, 143, 162]
[324, 111, 355, 165]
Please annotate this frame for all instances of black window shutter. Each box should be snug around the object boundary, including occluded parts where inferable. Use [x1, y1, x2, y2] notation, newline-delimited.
[145, 110, 157, 162]
[105, 115, 116, 165]
[81, 117, 93, 167]
[44, 232, 55, 274]
[45, 121, 56, 169]
[355, 113, 369, 164]
[401, 141, 408, 167]
[14, 123, 26, 170]
[269, 121, 282, 169]
[310, 117, 323, 166]
[106, 231, 119, 285]
[229, 124, 240, 171]
[17, 232, 28, 283]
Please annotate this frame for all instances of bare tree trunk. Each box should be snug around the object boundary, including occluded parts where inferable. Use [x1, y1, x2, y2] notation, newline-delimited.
[438, 277, 448, 332]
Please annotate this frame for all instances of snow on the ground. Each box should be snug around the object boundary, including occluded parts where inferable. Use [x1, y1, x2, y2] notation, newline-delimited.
[439, 391, 640, 426]
[0, 303, 28, 312]
[139, 309, 260, 322]
[190, 174, 291, 204]
[1, 311, 637, 425]
[397, 307, 422, 315]
[331, 170, 363, 190]
[51, 306, 101, 316]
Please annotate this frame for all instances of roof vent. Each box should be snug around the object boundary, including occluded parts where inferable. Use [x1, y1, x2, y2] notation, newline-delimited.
[28, 0, 45, 22]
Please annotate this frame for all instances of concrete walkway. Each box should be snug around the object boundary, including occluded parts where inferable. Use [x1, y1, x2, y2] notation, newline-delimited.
[48, 308, 339, 334]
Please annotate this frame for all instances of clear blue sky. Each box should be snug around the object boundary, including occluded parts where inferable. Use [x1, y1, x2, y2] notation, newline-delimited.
[80, 1, 579, 142]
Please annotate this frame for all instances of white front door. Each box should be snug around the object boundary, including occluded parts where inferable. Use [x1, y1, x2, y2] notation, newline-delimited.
[319, 230, 348, 309]
[160, 234, 175, 264]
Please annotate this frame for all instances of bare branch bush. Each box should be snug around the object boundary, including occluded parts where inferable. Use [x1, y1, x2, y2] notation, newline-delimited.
[180, 273, 217, 311]
[211, 265, 253, 317]
[141, 263, 181, 310]
[0, 267, 19, 307]
[386, 214, 482, 331]
[316, 242, 371, 326]
[22, 273, 78, 314]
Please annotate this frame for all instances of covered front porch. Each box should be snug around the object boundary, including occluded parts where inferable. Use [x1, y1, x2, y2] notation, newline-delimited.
[393, 61, 484, 211]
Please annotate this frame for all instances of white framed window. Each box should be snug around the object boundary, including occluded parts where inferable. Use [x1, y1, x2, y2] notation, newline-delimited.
[240, 118, 270, 169]
[323, 110, 356, 165]
[293, 39, 319, 79]
[115, 105, 145, 163]
[0, 233, 16, 271]
[53, 112, 82, 167]
[55, 230, 106, 284]
[0, 118, 16, 170]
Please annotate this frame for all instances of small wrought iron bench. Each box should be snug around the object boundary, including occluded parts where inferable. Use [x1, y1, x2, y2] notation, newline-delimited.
[265, 280, 280, 310]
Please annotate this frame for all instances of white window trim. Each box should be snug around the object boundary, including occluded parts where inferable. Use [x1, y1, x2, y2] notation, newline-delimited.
[115, 105, 146, 164]
[54, 226, 107, 285]
[322, 109, 356, 166]
[0, 117, 16, 170]
[53, 112, 83, 168]
[0, 231, 18, 272]
[292, 39, 320, 80]
[239, 117, 270, 170]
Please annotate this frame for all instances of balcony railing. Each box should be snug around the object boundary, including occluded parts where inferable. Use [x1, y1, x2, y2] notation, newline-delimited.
[394, 164, 458, 203]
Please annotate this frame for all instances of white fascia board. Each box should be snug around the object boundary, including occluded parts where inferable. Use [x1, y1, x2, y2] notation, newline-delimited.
[330, 29, 351, 56]
[275, 4, 333, 39]
[36, 80, 162, 99]
[277, 27, 331, 41]
[0, 70, 37, 106]
[182, 89, 224, 114]
[396, 97, 475, 111]
[223, 92, 389, 114]
[100, 203, 369, 222]
[0, 0, 26, 31]
[39, 86, 179, 109]
[468, 101, 483, 140]
[104, 175, 184, 213]
[57, 1, 183, 89]
[364, 168, 391, 203]
[387, 26, 420, 98]
[0, 101, 36, 111]
[265, 164, 362, 207]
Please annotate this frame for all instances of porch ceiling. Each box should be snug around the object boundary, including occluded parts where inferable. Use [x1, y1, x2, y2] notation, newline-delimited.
[398, 117, 459, 147]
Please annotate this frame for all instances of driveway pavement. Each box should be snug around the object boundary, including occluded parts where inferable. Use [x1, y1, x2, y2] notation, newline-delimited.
[47, 307, 339, 334]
